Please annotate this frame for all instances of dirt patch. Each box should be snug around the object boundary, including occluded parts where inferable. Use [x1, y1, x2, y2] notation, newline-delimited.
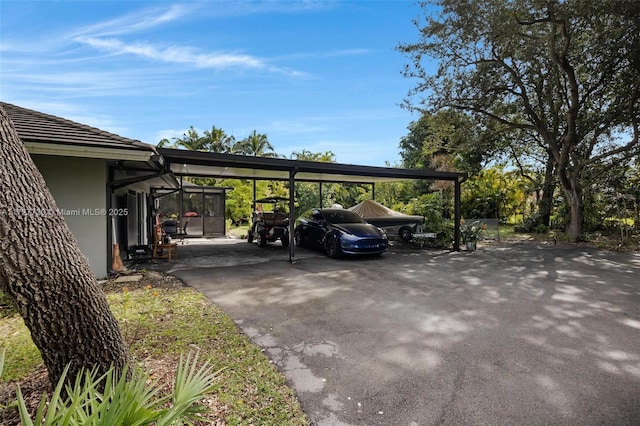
[101, 269, 187, 292]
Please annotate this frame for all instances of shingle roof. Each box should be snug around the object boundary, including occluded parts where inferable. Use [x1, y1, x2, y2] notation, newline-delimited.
[1, 102, 155, 153]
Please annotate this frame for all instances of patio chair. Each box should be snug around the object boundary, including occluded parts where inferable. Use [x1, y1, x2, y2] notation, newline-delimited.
[153, 224, 178, 261]
[162, 220, 178, 237]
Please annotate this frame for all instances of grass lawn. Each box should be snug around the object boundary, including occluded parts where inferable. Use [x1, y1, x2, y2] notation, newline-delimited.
[227, 224, 250, 240]
[494, 223, 640, 251]
[0, 271, 309, 425]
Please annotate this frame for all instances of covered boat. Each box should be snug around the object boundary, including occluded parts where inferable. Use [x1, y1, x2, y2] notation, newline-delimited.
[348, 200, 423, 242]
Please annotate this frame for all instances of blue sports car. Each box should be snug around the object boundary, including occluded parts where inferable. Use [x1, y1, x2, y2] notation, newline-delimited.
[294, 208, 388, 258]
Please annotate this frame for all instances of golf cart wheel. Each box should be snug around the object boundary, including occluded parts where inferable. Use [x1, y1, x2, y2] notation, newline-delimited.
[399, 227, 413, 242]
[247, 230, 254, 243]
[325, 237, 339, 258]
[258, 232, 267, 247]
[294, 230, 305, 247]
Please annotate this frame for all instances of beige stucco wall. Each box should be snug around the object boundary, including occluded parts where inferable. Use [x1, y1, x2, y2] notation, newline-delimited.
[31, 154, 109, 278]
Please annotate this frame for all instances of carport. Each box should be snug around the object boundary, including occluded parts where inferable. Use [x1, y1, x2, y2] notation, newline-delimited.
[157, 148, 467, 258]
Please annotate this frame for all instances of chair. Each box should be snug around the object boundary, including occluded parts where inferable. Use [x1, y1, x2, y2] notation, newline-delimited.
[153, 224, 178, 261]
[162, 220, 178, 237]
[273, 210, 289, 226]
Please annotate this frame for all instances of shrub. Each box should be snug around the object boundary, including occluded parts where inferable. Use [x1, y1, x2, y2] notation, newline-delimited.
[3, 350, 220, 425]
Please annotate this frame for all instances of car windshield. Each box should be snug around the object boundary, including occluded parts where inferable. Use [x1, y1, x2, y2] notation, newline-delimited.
[323, 210, 364, 224]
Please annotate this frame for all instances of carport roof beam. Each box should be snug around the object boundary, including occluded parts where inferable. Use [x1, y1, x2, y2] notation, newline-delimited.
[157, 148, 466, 183]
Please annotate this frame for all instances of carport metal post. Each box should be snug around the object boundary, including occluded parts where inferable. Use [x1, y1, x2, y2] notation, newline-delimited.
[454, 177, 461, 251]
[252, 179, 256, 210]
[289, 168, 297, 262]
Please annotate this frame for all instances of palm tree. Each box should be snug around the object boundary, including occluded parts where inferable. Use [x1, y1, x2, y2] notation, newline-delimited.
[203, 126, 235, 153]
[174, 126, 209, 151]
[291, 150, 336, 162]
[233, 130, 276, 157]
[232, 130, 277, 204]
[156, 138, 174, 148]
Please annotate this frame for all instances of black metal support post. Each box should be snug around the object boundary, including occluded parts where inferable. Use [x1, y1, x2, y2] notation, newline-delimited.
[289, 169, 297, 263]
[454, 177, 462, 251]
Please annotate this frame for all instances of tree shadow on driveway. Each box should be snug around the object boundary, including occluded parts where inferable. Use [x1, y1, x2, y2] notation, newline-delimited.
[168, 241, 640, 425]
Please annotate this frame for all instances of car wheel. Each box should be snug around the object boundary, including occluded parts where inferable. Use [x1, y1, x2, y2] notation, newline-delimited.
[258, 232, 267, 247]
[247, 230, 254, 243]
[294, 229, 305, 247]
[325, 237, 339, 258]
[399, 227, 413, 242]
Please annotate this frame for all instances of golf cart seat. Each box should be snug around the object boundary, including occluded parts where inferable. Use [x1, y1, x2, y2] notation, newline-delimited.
[260, 210, 288, 226]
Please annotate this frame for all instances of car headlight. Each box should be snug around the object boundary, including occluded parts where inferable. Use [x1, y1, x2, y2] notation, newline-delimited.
[338, 233, 359, 248]
[339, 233, 359, 243]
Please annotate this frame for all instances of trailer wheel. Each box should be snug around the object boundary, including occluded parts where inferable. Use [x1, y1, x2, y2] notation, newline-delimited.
[399, 227, 413, 242]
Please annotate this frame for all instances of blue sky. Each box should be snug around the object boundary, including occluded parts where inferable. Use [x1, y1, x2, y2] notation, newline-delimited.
[1, 1, 427, 166]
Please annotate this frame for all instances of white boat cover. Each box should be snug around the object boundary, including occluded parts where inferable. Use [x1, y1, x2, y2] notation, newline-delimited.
[348, 199, 423, 222]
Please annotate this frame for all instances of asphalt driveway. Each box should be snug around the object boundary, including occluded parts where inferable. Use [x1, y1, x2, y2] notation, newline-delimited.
[162, 240, 640, 425]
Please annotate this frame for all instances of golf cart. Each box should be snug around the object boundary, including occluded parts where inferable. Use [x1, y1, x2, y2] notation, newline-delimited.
[247, 197, 290, 247]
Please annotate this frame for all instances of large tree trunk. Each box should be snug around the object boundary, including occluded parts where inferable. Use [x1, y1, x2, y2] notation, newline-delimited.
[565, 189, 584, 242]
[538, 154, 556, 228]
[0, 106, 131, 387]
[557, 166, 584, 243]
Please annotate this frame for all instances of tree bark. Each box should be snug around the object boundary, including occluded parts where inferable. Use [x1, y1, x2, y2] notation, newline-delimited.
[565, 187, 584, 242]
[538, 154, 556, 228]
[0, 105, 131, 386]
[557, 164, 584, 242]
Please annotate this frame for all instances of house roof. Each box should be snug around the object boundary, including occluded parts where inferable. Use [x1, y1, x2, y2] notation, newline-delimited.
[1, 102, 156, 154]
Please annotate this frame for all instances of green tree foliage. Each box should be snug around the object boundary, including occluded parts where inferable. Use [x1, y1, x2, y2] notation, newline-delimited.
[404, 192, 455, 248]
[400, 0, 640, 242]
[156, 138, 173, 148]
[220, 179, 290, 225]
[399, 111, 486, 174]
[291, 150, 336, 163]
[222, 179, 253, 225]
[461, 166, 523, 220]
[371, 181, 425, 215]
[583, 157, 639, 241]
[157, 125, 235, 153]
[290, 150, 357, 216]
[406, 192, 451, 227]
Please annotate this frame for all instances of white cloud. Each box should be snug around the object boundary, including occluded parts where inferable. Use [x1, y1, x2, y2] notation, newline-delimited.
[73, 36, 311, 78]
[69, 4, 193, 39]
[76, 37, 262, 69]
[65, 3, 311, 78]
[274, 48, 373, 62]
